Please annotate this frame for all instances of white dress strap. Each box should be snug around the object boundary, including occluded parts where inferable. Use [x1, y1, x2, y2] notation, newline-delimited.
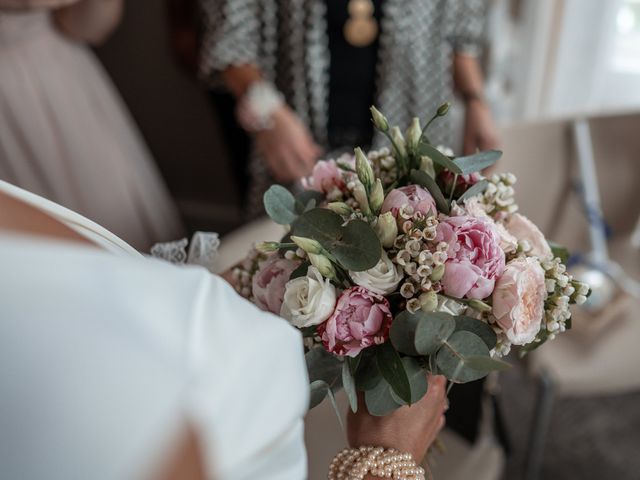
[0, 179, 140, 257]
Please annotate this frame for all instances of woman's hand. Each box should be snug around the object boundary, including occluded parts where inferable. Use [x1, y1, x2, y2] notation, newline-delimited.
[254, 105, 321, 184]
[463, 98, 500, 155]
[347, 375, 447, 462]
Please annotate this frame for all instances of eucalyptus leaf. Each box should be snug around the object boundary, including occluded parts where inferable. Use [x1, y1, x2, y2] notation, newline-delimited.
[458, 179, 489, 203]
[376, 342, 411, 404]
[454, 150, 502, 174]
[409, 170, 450, 214]
[389, 310, 421, 355]
[354, 355, 382, 391]
[292, 208, 381, 271]
[306, 347, 342, 387]
[309, 380, 331, 409]
[365, 377, 402, 416]
[454, 316, 497, 350]
[342, 361, 359, 413]
[348, 355, 361, 375]
[263, 185, 297, 225]
[418, 143, 463, 174]
[414, 312, 456, 355]
[295, 190, 325, 214]
[390, 357, 429, 405]
[464, 355, 512, 372]
[436, 331, 490, 383]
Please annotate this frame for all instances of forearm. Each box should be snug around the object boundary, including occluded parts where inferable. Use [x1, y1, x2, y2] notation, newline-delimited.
[453, 53, 486, 102]
[53, 0, 123, 45]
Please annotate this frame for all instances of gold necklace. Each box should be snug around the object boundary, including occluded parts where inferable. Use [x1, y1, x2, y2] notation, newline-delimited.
[344, 0, 379, 47]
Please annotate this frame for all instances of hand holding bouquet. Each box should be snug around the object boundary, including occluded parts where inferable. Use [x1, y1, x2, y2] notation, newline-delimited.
[233, 104, 590, 416]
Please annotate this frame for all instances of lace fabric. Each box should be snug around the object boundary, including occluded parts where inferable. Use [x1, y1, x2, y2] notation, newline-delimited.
[150, 232, 220, 272]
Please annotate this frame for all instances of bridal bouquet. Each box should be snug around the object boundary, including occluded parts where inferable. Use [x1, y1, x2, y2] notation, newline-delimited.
[232, 105, 590, 416]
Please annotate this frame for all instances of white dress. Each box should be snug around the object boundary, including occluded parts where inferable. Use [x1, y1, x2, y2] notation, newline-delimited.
[0, 9, 184, 251]
[0, 181, 309, 480]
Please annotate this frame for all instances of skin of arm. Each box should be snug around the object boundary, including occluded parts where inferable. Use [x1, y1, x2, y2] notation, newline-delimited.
[53, 0, 123, 46]
[453, 53, 500, 155]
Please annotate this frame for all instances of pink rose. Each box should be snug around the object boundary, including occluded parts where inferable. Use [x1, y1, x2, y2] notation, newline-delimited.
[318, 287, 392, 357]
[492, 257, 546, 345]
[302, 159, 345, 194]
[436, 216, 506, 299]
[506, 213, 552, 260]
[252, 255, 298, 314]
[381, 185, 437, 218]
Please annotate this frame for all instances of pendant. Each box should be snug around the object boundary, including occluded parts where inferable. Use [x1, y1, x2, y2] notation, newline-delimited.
[344, 0, 378, 47]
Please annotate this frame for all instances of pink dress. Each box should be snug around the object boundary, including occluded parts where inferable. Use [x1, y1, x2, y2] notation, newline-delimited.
[0, 9, 184, 250]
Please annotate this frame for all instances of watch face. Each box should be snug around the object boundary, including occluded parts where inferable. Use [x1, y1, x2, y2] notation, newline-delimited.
[344, 17, 379, 47]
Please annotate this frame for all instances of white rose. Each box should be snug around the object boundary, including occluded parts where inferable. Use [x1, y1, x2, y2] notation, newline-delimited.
[349, 251, 403, 295]
[280, 266, 337, 328]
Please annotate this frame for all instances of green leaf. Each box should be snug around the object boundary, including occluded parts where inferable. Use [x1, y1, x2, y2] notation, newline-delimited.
[458, 179, 489, 203]
[354, 354, 382, 391]
[365, 377, 402, 416]
[295, 190, 325, 214]
[376, 342, 411, 404]
[348, 355, 361, 375]
[300, 325, 318, 338]
[418, 143, 463, 174]
[290, 261, 310, 280]
[292, 208, 381, 271]
[409, 170, 450, 214]
[306, 347, 342, 387]
[464, 355, 512, 372]
[454, 150, 503, 174]
[264, 185, 297, 225]
[342, 361, 358, 413]
[414, 312, 456, 355]
[453, 316, 497, 350]
[309, 380, 331, 409]
[389, 310, 421, 355]
[549, 241, 570, 264]
[436, 331, 490, 383]
[390, 357, 429, 405]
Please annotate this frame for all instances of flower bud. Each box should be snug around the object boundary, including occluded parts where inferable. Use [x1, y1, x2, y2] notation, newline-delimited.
[370, 106, 389, 132]
[369, 178, 384, 213]
[290, 235, 323, 254]
[353, 182, 371, 215]
[374, 212, 398, 248]
[430, 263, 445, 282]
[255, 241, 280, 253]
[419, 291, 438, 312]
[326, 202, 353, 216]
[419, 156, 436, 178]
[355, 147, 374, 191]
[405, 117, 422, 149]
[308, 253, 336, 279]
[391, 126, 406, 158]
[437, 102, 451, 117]
[468, 299, 492, 313]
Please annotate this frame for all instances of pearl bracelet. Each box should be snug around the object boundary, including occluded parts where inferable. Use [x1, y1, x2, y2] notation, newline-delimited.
[328, 446, 426, 480]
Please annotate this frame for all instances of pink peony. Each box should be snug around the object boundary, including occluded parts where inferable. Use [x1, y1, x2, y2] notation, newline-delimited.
[302, 159, 345, 194]
[506, 213, 553, 260]
[436, 216, 506, 299]
[381, 185, 437, 218]
[492, 257, 546, 345]
[318, 287, 392, 357]
[252, 255, 299, 314]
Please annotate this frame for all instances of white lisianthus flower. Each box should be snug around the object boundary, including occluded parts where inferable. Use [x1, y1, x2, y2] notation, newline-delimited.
[281, 266, 337, 328]
[350, 251, 403, 295]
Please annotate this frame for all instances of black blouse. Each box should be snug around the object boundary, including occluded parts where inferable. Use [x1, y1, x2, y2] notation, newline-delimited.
[326, 0, 385, 151]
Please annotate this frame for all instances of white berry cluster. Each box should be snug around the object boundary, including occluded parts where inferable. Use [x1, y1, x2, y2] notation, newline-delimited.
[231, 248, 265, 299]
[388, 210, 449, 313]
[482, 173, 518, 218]
[368, 147, 398, 187]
